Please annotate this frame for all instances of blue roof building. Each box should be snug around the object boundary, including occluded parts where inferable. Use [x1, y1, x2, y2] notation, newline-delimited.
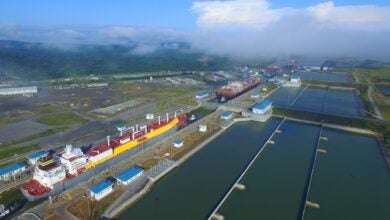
[252, 100, 273, 114]
[89, 179, 114, 201]
[26, 150, 48, 164]
[173, 139, 184, 148]
[116, 166, 144, 185]
[195, 92, 209, 99]
[220, 111, 233, 120]
[0, 163, 26, 180]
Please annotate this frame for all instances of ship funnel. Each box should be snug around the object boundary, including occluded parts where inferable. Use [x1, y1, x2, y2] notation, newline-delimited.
[65, 144, 73, 155]
[107, 136, 110, 147]
[166, 113, 169, 122]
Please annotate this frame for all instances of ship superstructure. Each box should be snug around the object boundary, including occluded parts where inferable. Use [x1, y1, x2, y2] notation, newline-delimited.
[21, 113, 187, 201]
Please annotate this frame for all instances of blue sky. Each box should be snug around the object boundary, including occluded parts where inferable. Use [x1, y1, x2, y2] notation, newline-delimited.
[0, 0, 389, 28]
[1, 0, 390, 60]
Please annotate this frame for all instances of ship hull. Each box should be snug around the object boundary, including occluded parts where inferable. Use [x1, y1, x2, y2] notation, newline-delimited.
[216, 81, 259, 102]
[21, 120, 184, 201]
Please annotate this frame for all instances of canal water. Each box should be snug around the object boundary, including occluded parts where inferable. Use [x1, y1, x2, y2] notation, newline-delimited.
[377, 87, 390, 95]
[270, 87, 362, 117]
[218, 121, 321, 219]
[295, 71, 351, 83]
[304, 129, 390, 220]
[119, 118, 282, 220]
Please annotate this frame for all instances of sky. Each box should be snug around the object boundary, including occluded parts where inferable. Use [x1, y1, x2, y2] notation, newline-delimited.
[1, 0, 390, 60]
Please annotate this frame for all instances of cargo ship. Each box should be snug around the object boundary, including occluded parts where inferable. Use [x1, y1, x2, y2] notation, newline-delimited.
[0, 199, 27, 219]
[21, 113, 187, 201]
[216, 77, 260, 102]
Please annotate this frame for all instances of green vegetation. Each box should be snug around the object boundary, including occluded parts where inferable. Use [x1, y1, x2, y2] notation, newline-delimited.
[157, 101, 168, 112]
[336, 67, 390, 120]
[2, 127, 68, 147]
[175, 97, 198, 106]
[0, 116, 24, 125]
[149, 86, 199, 99]
[31, 104, 62, 114]
[36, 112, 88, 126]
[0, 144, 39, 160]
[0, 40, 234, 80]
[273, 107, 390, 146]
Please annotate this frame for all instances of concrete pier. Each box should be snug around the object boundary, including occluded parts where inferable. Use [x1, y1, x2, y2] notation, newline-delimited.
[207, 118, 286, 220]
[297, 125, 323, 220]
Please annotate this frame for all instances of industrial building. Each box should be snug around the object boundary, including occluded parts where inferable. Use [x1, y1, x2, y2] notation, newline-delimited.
[199, 124, 207, 132]
[283, 76, 301, 87]
[89, 179, 114, 201]
[0, 163, 26, 181]
[252, 100, 273, 115]
[116, 166, 144, 186]
[220, 111, 233, 120]
[195, 92, 209, 99]
[26, 150, 49, 165]
[250, 93, 260, 98]
[173, 139, 184, 148]
[0, 86, 38, 95]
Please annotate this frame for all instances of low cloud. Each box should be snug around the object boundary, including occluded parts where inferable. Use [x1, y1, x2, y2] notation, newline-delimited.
[190, 0, 390, 61]
[1, 1, 390, 61]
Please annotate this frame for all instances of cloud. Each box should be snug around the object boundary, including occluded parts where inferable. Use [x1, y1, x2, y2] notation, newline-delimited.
[0, 22, 19, 38]
[189, 0, 390, 61]
[308, 1, 390, 30]
[191, 0, 390, 30]
[191, 0, 292, 29]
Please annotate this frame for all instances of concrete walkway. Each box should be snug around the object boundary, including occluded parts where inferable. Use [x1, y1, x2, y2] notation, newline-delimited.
[368, 85, 383, 120]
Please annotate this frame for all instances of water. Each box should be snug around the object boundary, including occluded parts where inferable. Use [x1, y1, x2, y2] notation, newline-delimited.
[377, 87, 390, 95]
[296, 72, 351, 83]
[119, 119, 282, 220]
[218, 121, 320, 219]
[270, 87, 362, 117]
[304, 129, 390, 220]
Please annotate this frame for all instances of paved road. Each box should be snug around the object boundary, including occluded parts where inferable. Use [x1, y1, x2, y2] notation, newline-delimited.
[368, 85, 383, 120]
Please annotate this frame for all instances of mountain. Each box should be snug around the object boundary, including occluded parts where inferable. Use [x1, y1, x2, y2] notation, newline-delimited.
[0, 40, 233, 80]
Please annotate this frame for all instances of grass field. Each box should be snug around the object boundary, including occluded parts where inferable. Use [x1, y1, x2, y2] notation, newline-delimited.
[174, 97, 198, 106]
[0, 144, 39, 161]
[0, 116, 24, 125]
[336, 67, 390, 120]
[36, 112, 88, 126]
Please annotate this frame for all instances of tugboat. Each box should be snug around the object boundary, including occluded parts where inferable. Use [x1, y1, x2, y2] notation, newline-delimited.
[0, 199, 27, 219]
[189, 114, 197, 123]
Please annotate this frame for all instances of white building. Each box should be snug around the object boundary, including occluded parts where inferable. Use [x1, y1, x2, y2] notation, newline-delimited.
[0, 86, 38, 95]
[252, 100, 272, 115]
[283, 76, 301, 87]
[199, 124, 207, 132]
[195, 92, 209, 99]
[220, 111, 233, 120]
[89, 179, 114, 201]
[173, 139, 184, 148]
[0, 163, 26, 181]
[116, 166, 144, 185]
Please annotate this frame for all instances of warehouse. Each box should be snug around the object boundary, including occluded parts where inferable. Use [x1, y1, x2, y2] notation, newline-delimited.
[252, 100, 272, 115]
[89, 179, 114, 201]
[0, 163, 26, 181]
[116, 166, 144, 185]
[195, 92, 209, 99]
[220, 111, 233, 120]
[0, 86, 38, 95]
